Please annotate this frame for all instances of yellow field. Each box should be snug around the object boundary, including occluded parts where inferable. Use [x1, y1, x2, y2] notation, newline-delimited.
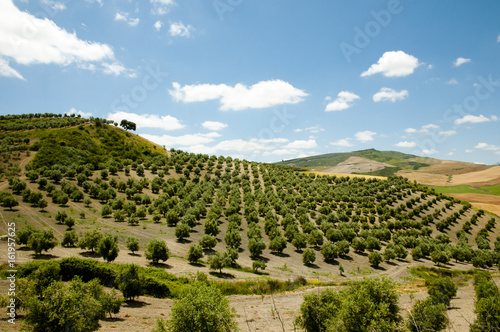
[305, 170, 387, 180]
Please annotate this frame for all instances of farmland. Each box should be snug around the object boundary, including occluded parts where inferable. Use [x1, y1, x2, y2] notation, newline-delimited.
[1, 115, 499, 331]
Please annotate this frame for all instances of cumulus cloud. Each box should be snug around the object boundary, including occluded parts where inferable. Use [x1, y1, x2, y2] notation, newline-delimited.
[151, 0, 175, 15]
[141, 132, 220, 147]
[439, 130, 456, 137]
[201, 121, 227, 131]
[355, 131, 376, 143]
[0, 0, 128, 79]
[169, 80, 308, 111]
[107, 111, 184, 131]
[361, 51, 421, 77]
[169, 21, 193, 37]
[395, 141, 416, 148]
[115, 13, 140, 27]
[474, 143, 500, 151]
[284, 139, 318, 149]
[404, 128, 417, 133]
[154, 21, 163, 31]
[294, 126, 324, 133]
[498, 34, 500, 42]
[41, 0, 66, 11]
[330, 139, 353, 147]
[455, 114, 498, 125]
[325, 91, 360, 112]
[422, 149, 439, 155]
[453, 57, 471, 67]
[447, 78, 459, 85]
[66, 107, 92, 118]
[372, 87, 408, 102]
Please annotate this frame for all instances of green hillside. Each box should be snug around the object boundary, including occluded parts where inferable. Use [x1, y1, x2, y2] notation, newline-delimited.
[276, 148, 432, 176]
[1, 115, 500, 331]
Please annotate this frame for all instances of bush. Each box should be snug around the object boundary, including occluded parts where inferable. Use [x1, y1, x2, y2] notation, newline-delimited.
[207, 251, 231, 273]
[187, 244, 204, 263]
[302, 248, 316, 265]
[118, 264, 143, 301]
[175, 223, 191, 241]
[145, 239, 170, 264]
[61, 230, 78, 247]
[199, 234, 217, 250]
[427, 276, 457, 307]
[142, 276, 171, 298]
[321, 241, 338, 263]
[166, 282, 238, 331]
[97, 234, 120, 263]
[126, 236, 140, 253]
[28, 229, 58, 255]
[407, 298, 448, 332]
[248, 238, 266, 258]
[368, 251, 383, 267]
[78, 229, 103, 252]
[252, 260, 267, 273]
[296, 277, 401, 332]
[59, 257, 116, 286]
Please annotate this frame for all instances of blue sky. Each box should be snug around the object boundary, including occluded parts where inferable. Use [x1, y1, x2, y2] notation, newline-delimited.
[1, 0, 500, 164]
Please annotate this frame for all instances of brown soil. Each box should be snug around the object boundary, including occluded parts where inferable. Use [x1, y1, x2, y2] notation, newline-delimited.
[318, 156, 395, 174]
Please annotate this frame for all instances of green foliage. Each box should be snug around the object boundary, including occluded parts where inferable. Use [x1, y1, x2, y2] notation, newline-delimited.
[28, 229, 58, 255]
[252, 260, 267, 273]
[248, 238, 266, 258]
[470, 272, 500, 331]
[61, 230, 78, 247]
[368, 251, 383, 267]
[187, 244, 204, 263]
[126, 236, 140, 253]
[302, 248, 316, 265]
[166, 282, 238, 332]
[199, 234, 217, 250]
[78, 229, 103, 252]
[407, 298, 448, 332]
[175, 223, 191, 241]
[16, 224, 36, 245]
[145, 239, 170, 264]
[22, 277, 108, 332]
[296, 277, 401, 332]
[207, 251, 231, 273]
[427, 276, 457, 307]
[118, 264, 143, 301]
[97, 234, 120, 263]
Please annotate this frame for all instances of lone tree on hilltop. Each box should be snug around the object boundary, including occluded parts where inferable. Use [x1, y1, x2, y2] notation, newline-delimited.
[120, 119, 136, 131]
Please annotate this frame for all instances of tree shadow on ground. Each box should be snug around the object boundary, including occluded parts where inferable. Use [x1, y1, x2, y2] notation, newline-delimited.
[148, 262, 173, 269]
[123, 300, 150, 308]
[372, 265, 387, 271]
[31, 253, 58, 260]
[127, 252, 141, 257]
[209, 271, 235, 279]
[189, 262, 205, 267]
[79, 251, 101, 258]
[176, 238, 192, 244]
[103, 317, 125, 322]
[305, 263, 320, 269]
[270, 252, 290, 258]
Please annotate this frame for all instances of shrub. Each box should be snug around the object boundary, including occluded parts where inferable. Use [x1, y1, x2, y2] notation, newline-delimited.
[368, 251, 383, 267]
[199, 234, 217, 250]
[28, 229, 58, 255]
[207, 251, 231, 273]
[427, 276, 457, 307]
[187, 244, 204, 263]
[118, 264, 143, 301]
[252, 260, 267, 273]
[97, 234, 120, 263]
[166, 282, 238, 332]
[302, 248, 316, 265]
[126, 236, 140, 253]
[145, 239, 170, 264]
[61, 230, 78, 247]
[407, 298, 448, 332]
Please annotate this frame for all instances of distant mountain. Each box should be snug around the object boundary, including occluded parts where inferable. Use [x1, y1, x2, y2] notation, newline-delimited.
[276, 149, 434, 176]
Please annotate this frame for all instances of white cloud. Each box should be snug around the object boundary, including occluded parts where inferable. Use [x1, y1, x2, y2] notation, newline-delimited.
[498, 34, 500, 42]
[0, 0, 126, 79]
[455, 114, 498, 125]
[41, 0, 66, 11]
[85, 0, 103, 6]
[201, 121, 227, 131]
[114, 13, 140, 27]
[141, 132, 219, 147]
[0, 58, 24, 79]
[107, 111, 184, 131]
[422, 149, 439, 155]
[169, 21, 193, 38]
[453, 57, 471, 67]
[372, 87, 408, 102]
[102, 62, 135, 77]
[294, 126, 324, 133]
[474, 143, 500, 151]
[355, 131, 377, 143]
[404, 128, 417, 133]
[151, 0, 175, 15]
[66, 107, 92, 118]
[361, 51, 421, 77]
[169, 80, 308, 111]
[330, 138, 353, 147]
[325, 91, 360, 112]
[447, 78, 459, 85]
[439, 130, 456, 137]
[284, 139, 318, 149]
[420, 123, 439, 133]
[154, 21, 163, 31]
[395, 141, 416, 148]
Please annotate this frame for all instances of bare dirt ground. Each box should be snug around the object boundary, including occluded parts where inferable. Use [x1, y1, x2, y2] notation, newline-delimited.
[315, 156, 395, 174]
[449, 193, 500, 216]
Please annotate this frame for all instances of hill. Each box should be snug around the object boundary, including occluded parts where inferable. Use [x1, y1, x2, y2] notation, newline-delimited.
[0, 116, 499, 331]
